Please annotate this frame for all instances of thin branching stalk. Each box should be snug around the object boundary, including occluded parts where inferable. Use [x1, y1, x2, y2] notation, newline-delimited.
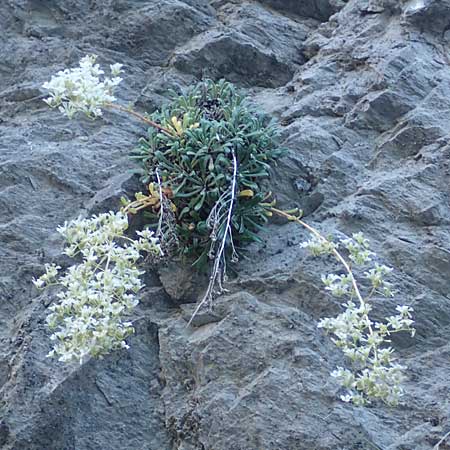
[188, 150, 238, 325]
[270, 207, 416, 406]
[271, 208, 364, 303]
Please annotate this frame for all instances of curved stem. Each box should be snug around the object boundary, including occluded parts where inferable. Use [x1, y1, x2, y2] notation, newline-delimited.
[270, 208, 365, 305]
[270, 207, 378, 360]
[105, 103, 174, 136]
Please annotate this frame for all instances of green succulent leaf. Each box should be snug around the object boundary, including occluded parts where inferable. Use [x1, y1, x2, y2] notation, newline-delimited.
[132, 79, 286, 268]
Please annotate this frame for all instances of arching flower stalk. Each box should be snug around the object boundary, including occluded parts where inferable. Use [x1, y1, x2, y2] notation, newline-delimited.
[42, 54, 172, 135]
[271, 208, 415, 406]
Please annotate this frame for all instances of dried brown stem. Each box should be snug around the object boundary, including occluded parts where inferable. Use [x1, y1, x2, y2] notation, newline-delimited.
[105, 103, 173, 136]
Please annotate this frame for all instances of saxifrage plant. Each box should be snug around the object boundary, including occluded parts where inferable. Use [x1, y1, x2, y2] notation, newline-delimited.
[132, 79, 284, 312]
[134, 79, 283, 267]
[275, 208, 415, 406]
[35, 55, 416, 407]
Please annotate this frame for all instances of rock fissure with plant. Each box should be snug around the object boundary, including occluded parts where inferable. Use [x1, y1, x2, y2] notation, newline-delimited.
[32, 55, 417, 408]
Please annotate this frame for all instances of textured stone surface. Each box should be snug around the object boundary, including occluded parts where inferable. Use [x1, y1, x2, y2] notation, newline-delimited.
[1, 0, 450, 449]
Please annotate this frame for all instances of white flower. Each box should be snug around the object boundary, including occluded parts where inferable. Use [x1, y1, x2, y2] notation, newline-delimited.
[42, 55, 124, 119]
[340, 394, 353, 403]
[396, 305, 413, 317]
[32, 277, 45, 289]
[110, 63, 124, 76]
[309, 228, 415, 406]
[321, 273, 353, 297]
[340, 233, 375, 265]
[33, 211, 161, 363]
[300, 234, 337, 256]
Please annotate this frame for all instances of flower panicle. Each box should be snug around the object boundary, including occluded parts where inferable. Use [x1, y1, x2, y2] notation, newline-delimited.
[33, 211, 161, 364]
[42, 54, 124, 119]
[302, 231, 415, 406]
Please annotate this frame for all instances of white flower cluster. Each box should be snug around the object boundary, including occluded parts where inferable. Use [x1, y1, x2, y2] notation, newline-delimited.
[33, 211, 161, 363]
[42, 55, 123, 118]
[365, 263, 395, 298]
[300, 234, 337, 256]
[302, 232, 415, 406]
[321, 273, 353, 297]
[340, 232, 374, 265]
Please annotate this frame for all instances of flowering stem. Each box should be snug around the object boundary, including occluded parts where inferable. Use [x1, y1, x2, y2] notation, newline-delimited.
[270, 207, 378, 360]
[105, 103, 174, 136]
[270, 208, 365, 303]
[104, 245, 113, 272]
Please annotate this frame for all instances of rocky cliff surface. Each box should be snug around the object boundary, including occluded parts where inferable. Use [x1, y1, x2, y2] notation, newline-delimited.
[1, 0, 450, 449]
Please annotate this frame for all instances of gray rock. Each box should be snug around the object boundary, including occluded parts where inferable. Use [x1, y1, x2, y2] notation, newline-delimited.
[1, 0, 450, 449]
[256, 0, 343, 22]
[172, 29, 295, 88]
[403, 0, 450, 34]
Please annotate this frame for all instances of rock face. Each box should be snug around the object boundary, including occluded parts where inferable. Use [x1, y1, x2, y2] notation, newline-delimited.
[1, 0, 450, 449]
